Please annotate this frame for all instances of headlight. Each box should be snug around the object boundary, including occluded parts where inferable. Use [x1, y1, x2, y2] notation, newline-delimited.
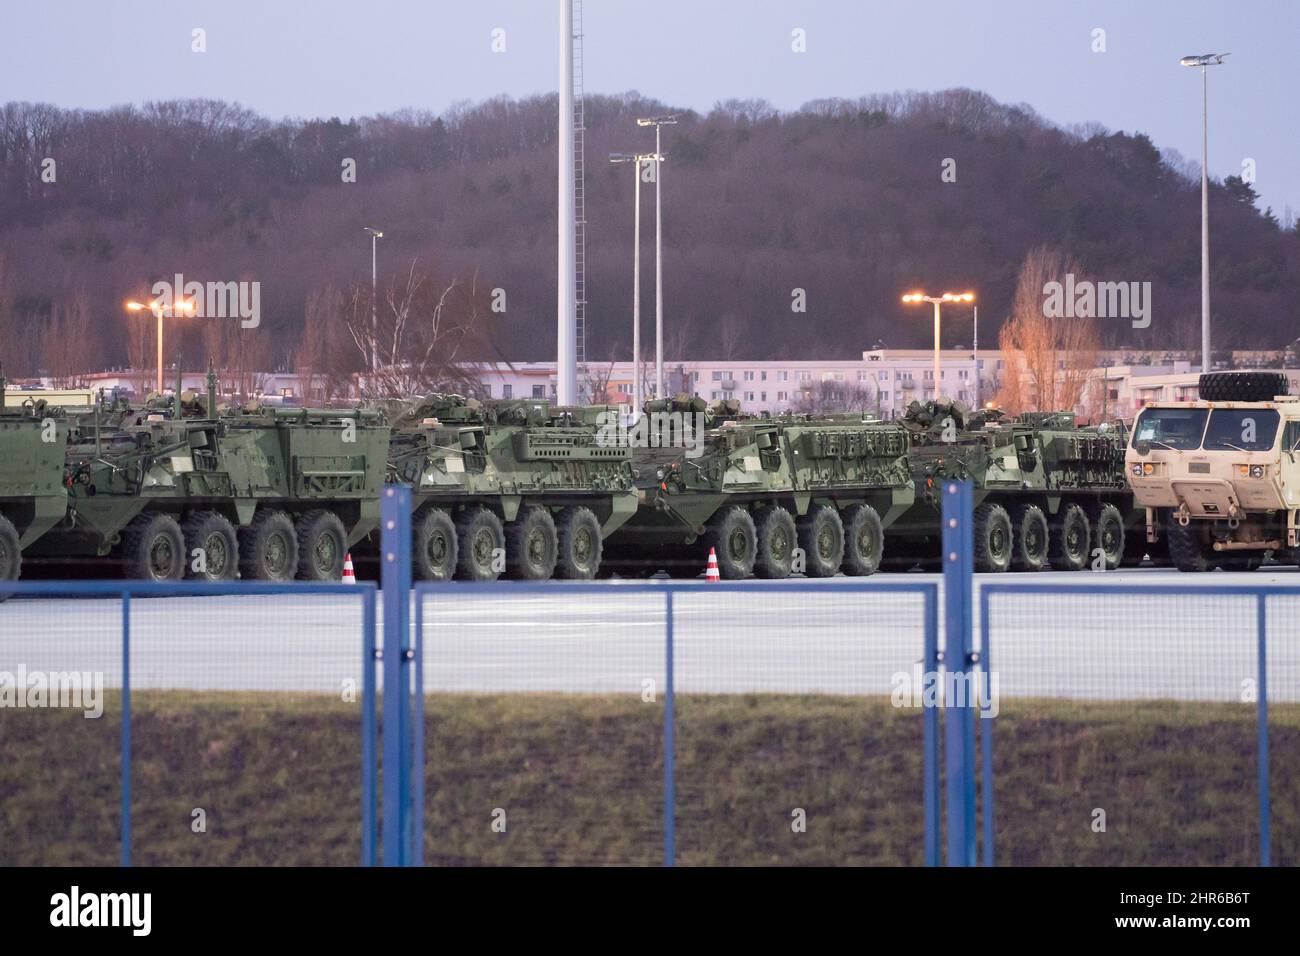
[1131, 463, 1143, 476]
[1251, 465, 1265, 479]
[656, 468, 665, 480]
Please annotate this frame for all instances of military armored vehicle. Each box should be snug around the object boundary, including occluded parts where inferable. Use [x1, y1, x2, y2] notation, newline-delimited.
[0, 370, 69, 592]
[885, 400, 1136, 572]
[1126, 370, 1299, 571]
[601, 396, 915, 578]
[28, 369, 389, 582]
[384, 393, 637, 581]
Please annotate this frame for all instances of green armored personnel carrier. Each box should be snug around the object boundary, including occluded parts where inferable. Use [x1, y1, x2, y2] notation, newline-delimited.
[885, 399, 1136, 572]
[384, 393, 637, 581]
[0, 370, 69, 591]
[602, 397, 915, 578]
[28, 370, 389, 582]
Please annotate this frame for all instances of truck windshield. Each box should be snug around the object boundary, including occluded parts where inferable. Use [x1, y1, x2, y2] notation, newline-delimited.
[1131, 407, 1208, 450]
[1202, 409, 1280, 451]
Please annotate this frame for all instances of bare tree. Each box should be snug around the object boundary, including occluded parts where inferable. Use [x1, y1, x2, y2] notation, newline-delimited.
[346, 259, 498, 399]
[994, 246, 1099, 414]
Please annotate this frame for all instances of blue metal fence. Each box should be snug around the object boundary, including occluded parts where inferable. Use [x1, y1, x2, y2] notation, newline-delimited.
[0, 579, 378, 867]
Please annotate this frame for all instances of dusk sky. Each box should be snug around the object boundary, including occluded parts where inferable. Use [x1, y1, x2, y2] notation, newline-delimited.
[3, 0, 1297, 214]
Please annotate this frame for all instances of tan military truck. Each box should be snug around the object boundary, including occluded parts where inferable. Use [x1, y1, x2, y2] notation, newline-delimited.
[1126, 371, 1300, 571]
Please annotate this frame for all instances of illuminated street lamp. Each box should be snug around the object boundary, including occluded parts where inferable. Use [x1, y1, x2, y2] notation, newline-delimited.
[126, 296, 196, 394]
[1179, 53, 1228, 374]
[901, 291, 975, 401]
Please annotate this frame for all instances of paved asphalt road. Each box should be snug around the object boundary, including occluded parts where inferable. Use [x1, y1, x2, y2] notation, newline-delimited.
[2, 568, 1298, 701]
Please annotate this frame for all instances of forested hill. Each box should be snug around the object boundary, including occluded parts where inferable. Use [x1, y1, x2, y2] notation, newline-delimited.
[1, 88, 1297, 377]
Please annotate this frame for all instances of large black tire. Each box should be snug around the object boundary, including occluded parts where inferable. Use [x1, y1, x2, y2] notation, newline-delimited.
[1198, 371, 1289, 403]
[506, 506, 558, 581]
[239, 509, 299, 582]
[841, 504, 883, 576]
[555, 507, 603, 579]
[456, 507, 505, 582]
[1165, 519, 1213, 572]
[754, 506, 797, 579]
[121, 512, 186, 582]
[972, 503, 1013, 573]
[182, 511, 238, 581]
[798, 504, 845, 578]
[705, 506, 758, 579]
[1089, 503, 1125, 571]
[1010, 504, 1049, 572]
[1048, 504, 1091, 572]
[413, 507, 458, 582]
[296, 509, 348, 581]
[0, 514, 21, 599]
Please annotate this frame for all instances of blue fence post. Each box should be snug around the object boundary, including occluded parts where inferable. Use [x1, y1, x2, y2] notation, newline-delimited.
[664, 590, 676, 867]
[1257, 594, 1271, 867]
[361, 586, 378, 867]
[922, 583, 941, 867]
[941, 480, 977, 866]
[380, 485, 416, 866]
[121, 592, 131, 868]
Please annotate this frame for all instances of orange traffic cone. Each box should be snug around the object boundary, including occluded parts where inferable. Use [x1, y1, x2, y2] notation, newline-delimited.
[342, 553, 356, 584]
[705, 547, 721, 582]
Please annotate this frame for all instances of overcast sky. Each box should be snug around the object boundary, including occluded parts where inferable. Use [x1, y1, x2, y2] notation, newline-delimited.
[2, 0, 1297, 215]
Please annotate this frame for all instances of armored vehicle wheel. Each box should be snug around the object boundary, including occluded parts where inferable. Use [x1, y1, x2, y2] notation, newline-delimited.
[1010, 504, 1049, 572]
[182, 511, 238, 581]
[1089, 503, 1125, 571]
[413, 507, 458, 582]
[1048, 504, 1091, 572]
[457, 507, 505, 582]
[798, 505, 845, 578]
[121, 512, 186, 582]
[754, 506, 797, 579]
[506, 506, 558, 581]
[296, 510, 347, 581]
[1165, 519, 1214, 572]
[555, 507, 603, 580]
[972, 503, 1013, 573]
[1198, 371, 1289, 403]
[841, 504, 884, 576]
[0, 514, 20, 599]
[239, 509, 299, 582]
[706, 506, 758, 579]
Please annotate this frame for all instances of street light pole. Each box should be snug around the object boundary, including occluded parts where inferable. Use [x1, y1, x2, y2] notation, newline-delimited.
[364, 227, 384, 389]
[1180, 53, 1228, 374]
[611, 152, 663, 415]
[127, 297, 194, 395]
[902, 291, 975, 403]
[637, 115, 676, 400]
[972, 305, 979, 408]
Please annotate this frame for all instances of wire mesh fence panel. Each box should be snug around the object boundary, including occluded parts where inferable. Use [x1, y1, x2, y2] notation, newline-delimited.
[672, 584, 934, 866]
[127, 588, 371, 865]
[420, 584, 667, 866]
[1265, 593, 1300, 867]
[984, 586, 1261, 866]
[0, 590, 124, 865]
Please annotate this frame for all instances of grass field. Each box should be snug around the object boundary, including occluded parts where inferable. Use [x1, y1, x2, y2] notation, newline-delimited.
[1, 692, 1296, 866]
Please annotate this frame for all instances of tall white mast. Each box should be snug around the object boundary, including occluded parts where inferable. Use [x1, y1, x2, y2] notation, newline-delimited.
[556, 0, 578, 405]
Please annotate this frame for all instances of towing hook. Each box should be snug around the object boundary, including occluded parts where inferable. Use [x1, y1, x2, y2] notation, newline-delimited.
[1177, 507, 1191, 527]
